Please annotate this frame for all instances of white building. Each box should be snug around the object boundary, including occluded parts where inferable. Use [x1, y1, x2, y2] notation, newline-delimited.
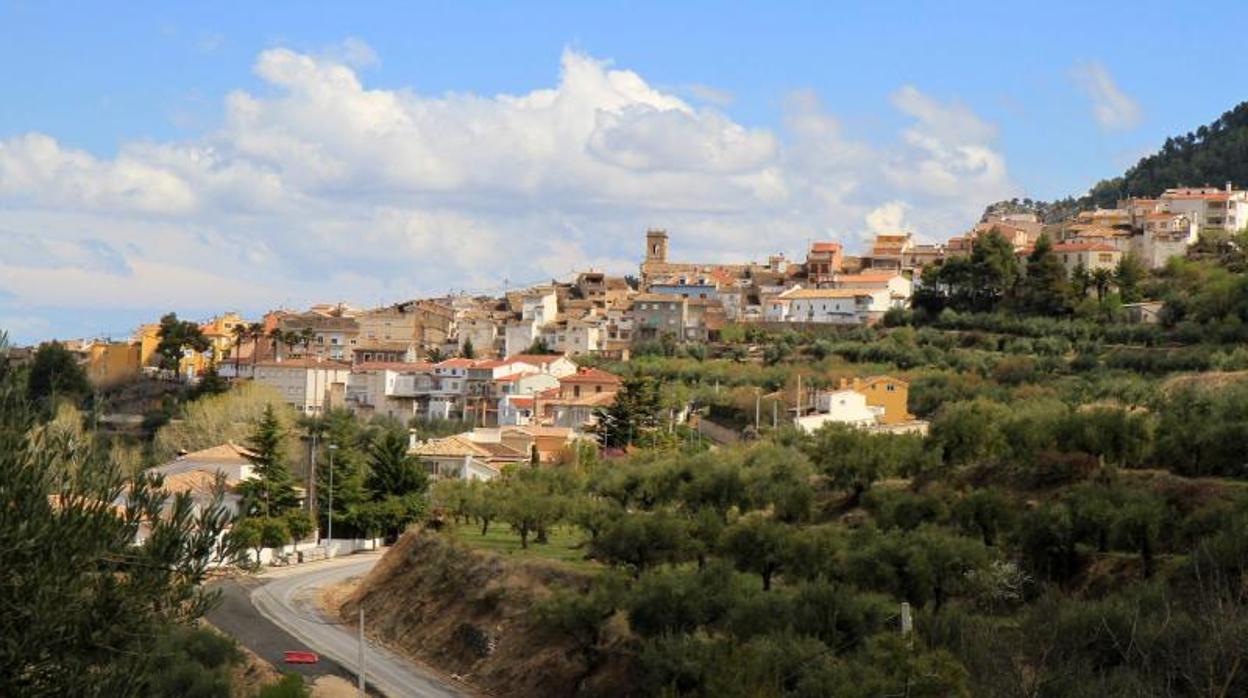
[1051, 242, 1122, 274]
[504, 319, 540, 357]
[520, 287, 559, 325]
[771, 287, 896, 325]
[1158, 185, 1248, 236]
[795, 389, 882, 432]
[251, 359, 351, 414]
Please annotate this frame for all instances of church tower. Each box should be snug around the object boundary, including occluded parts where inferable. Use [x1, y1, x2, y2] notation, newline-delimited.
[645, 229, 669, 264]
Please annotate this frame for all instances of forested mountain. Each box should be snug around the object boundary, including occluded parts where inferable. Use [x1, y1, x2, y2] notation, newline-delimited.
[989, 101, 1248, 221]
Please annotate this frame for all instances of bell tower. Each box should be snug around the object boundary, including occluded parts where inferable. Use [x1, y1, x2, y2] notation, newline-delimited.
[645, 229, 669, 264]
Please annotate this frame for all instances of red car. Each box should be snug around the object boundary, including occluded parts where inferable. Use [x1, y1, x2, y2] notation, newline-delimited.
[283, 651, 320, 664]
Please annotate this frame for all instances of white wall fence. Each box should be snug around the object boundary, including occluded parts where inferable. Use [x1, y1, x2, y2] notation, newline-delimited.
[236, 537, 384, 567]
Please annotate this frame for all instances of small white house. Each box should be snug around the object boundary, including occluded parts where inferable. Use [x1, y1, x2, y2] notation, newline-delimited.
[795, 389, 883, 433]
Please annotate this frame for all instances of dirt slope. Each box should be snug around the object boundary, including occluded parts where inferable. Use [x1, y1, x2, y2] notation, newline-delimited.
[339, 528, 637, 698]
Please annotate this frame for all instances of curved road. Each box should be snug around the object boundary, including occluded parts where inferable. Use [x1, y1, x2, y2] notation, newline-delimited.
[249, 557, 470, 698]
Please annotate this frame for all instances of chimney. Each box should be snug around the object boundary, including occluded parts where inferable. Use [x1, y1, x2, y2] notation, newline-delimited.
[1228, 181, 1234, 193]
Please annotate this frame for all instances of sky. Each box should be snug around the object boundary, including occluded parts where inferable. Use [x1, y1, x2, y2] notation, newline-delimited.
[2, 0, 1246, 344]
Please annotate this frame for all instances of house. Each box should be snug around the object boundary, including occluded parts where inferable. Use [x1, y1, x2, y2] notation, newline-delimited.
[805, 241, 844, 286]
[145, 442, 259, 518]
[199, 312, 248, 364]
[558, 367, 622, 399]
[70, 339, 142, 388]
[1052, 242, 1122, 274]
[850, 376, 914, 425]
[796, 389, 880, 432]
[862, 233, 914, 270]
[536, 388, 617, 430]
[408, 432, 528, 481]
[1158, 184, 1248, 235]
[251, 359, 352, 414]
[504, 353, 579, 378]
[344, 361, 435, 421]
[833, 272, 913, 301]
[455, 311, 500, 358]
[278, 312, 360, 361]
[795, 375, 922, 434]
[500, 425, 580, 464]
[773, 287, 895, 325]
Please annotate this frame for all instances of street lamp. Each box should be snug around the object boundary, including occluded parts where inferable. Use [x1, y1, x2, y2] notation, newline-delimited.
[326, 443, 338, 551]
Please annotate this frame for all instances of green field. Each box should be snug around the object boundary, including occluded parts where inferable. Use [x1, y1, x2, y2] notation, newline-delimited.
[443, 521, 599, 572]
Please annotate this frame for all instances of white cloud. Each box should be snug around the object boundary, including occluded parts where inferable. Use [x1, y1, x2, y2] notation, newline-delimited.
[683, 83, 735, 107]
[0, 42, 1019, 342]
[1072, 61, 1142, 131]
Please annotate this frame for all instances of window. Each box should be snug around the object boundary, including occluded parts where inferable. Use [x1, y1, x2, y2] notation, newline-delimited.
[886, 384, 895, 392]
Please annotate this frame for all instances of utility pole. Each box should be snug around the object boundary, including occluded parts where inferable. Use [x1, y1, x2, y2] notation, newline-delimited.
[309, 430, 318, 540]
[358, 606, 366, 696]
[327, 443, 338, 552]
[772, 399, 777, 428]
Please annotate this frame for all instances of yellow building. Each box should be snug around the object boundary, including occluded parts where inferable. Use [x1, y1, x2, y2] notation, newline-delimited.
[80, 341, 142, 388]
[200, 312, 246, 364]
[850, 376, 914, 425]
[134, 322, 210, 377]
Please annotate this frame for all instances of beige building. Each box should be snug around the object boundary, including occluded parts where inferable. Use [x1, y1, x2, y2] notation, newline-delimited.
[1052, 242, 1121, 274]
[251, 359, 351, 414]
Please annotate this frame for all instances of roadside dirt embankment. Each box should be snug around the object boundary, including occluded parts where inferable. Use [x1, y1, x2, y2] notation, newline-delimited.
[337, 528, 637, 698]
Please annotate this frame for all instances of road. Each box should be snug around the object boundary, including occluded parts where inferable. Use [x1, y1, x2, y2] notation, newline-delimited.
[211, 554, 470, 698]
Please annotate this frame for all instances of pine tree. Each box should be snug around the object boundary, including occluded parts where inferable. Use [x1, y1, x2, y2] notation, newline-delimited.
[1115, 253, 1146, 303]
[366, 428, 428, 498]
[240, 404, 298, 517]
[316, 408, 367, 534]
[461, 337, 476, 359]
[1018, 235, 1072, 316]
[593, 375, 663, 448]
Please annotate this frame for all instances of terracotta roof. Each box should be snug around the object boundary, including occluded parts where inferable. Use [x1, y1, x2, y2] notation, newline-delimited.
[435, 358, 477, 369]
[1162, 191, 1231, 201]
[634, 293, 684, 303]
[1053, 242, 1119, 253]
[353, 361, 433, 372]
[543, 390, 617, 407]
[494, 372, 536, 383]
[161, 469, 229, 496]
[809, 241, 842, 253]
[560, 367, 622, 385]
[253, 359, 351, 369]
[181, 442, 254, 463]
[835, 272, 902, 283]
[503, 425, 575, 439]
[782, 288, 874, 299]
[507, 354, 569, 366]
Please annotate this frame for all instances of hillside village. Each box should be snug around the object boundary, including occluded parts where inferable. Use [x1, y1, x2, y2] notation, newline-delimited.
[33, 182, 1241, 443]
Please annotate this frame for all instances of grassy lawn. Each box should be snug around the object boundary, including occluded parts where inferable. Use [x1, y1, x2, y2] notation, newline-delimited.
[444, 521, 600, 573]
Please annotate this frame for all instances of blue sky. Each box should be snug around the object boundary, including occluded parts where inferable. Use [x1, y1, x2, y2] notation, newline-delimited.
[1, 1, 1245, 343]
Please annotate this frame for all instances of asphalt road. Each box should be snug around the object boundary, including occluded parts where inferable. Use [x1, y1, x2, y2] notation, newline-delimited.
[210, 555, 470, 698]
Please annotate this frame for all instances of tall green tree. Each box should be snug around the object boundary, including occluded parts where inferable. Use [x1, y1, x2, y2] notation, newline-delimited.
[365, 428, 428, 498]
[155, 312, 211, 375]
[315, 409, 367, 535]
[1115, 253, 1147, 303]
[460, 337, 476, 359]
[594, 375, 663, 448]
[0, 372, 237, 696]
[238, 404, 298, 517]
[1017, 234, 1072, 315]
[26, 341, 91, 408]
